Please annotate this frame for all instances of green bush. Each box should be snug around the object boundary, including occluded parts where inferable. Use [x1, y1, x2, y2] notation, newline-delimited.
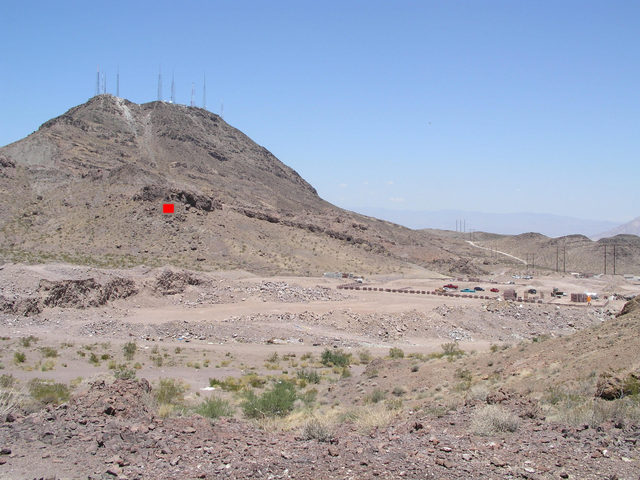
[123, 342, 137, 361]
[19, 336, 38, 347]
[29, 379, 70, 405]
[196, 397, 234, 419]
[39, 347, 58, 358]
[366, 388, 386, 404]
[321, 349, 351, 368]
[155, 378, 186, 406]
[242, 380, 296, 418]
[297, 368, 320, 384]
[441, 342, 465, 359]
[0, 374, 16, 388]
[389, 347, 404, 359]
[358, 349, 373, 364]
[13, 351, 26, 364]
[113, 365, 136, 380]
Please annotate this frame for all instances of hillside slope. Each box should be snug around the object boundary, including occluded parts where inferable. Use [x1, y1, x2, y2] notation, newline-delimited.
[0, 95, 474, 275]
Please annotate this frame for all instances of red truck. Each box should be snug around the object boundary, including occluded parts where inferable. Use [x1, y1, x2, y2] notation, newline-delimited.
[443, 284, 458, 290]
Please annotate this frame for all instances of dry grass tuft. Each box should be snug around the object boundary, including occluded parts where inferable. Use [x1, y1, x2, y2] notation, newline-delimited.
[471, 404, 520, 435]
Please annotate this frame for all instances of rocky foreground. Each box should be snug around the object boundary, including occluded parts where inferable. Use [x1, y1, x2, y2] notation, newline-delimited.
[1, 379, 638, 479]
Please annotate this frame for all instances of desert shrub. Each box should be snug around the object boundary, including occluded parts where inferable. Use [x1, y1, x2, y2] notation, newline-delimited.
[299, 388, 318, 405]
[209, 377, 244, 392]
[39, 347, 58, 358]
[100, 353, 110, 361]
[0, 387, 22, 416]
[242, 380, 296, 418]
[123, 341, 137, 361]
[300, 352, 313, 361]
[40, 360, 55, 371]
[297, 368, 320, 384]
[471, 405, 520, 435]
[389, 347, 404, 359]
[89, 353, 100, 365]
[392, 386, 406, 397]
[152, 355, 163, 367]
[155, 378, 186, 406]
[358, 349, 373, 364]
[411, 364, 420, 373]
[321, 349, 351, 368]
[302, 418, 333, 442]
[366, 388, 386, 404]
[196, 397, 234, 419]
[489, 344, 500, 353]
[29, 379, 70, 405]
[113, 365, 136, 380]
[13, 351, 26, 364]
[441, 342, 465, 359]
[19, 336, 38, 347]
[0, 374, 16, 389]
[266, 352, 280, 363]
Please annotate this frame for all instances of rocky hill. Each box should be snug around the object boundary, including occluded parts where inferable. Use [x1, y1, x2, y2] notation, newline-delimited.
[0, 95, 476, 276]
[468, 231, 640, 275]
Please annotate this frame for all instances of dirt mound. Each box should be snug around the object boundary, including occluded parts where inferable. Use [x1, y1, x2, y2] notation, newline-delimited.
[39, 277, 137, 308]
[65, 378, 153, 420]
[154, 270, 202, 295]
[617, 295, 640, 317]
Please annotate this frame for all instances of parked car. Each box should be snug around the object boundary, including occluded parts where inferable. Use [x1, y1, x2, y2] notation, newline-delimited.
[443, 284, 458, 289]
[461, 288, 475, 293]
[490, 288, 500, 293]
[527, 288, 537, 294]
[474, 286, 484, 291]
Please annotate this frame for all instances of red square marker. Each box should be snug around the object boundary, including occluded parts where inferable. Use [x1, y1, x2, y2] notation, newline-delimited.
[163, 203, 174, 214]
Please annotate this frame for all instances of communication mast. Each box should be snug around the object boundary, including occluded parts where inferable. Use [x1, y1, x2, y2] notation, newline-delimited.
[202, 74, 207, 110]
[95, 66, 100, 96]
[190, 82, 195, 107]
[170, 71, 175, 103]
[116, 66, 120, 97]
[157, 66, 163, 101]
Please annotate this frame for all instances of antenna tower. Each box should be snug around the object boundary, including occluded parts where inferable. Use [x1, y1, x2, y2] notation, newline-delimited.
[202, 74, 207, 110]
[116, 66, 120, 97]
[190, 82, 195, 107]
[96, 66, 100, 96]
[157, 67, 163, 101]
[170, 72, 175, 103]
[220, 101, 224, 119]
[102, 72, 106, 94]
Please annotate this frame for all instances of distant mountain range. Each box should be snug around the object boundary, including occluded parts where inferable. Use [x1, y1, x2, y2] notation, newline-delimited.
[593, 216, 640, 240]
[349, 208, 624, 239]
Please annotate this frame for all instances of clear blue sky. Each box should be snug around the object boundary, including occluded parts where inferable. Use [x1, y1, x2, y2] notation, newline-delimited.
[1, 0, 638, 223]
